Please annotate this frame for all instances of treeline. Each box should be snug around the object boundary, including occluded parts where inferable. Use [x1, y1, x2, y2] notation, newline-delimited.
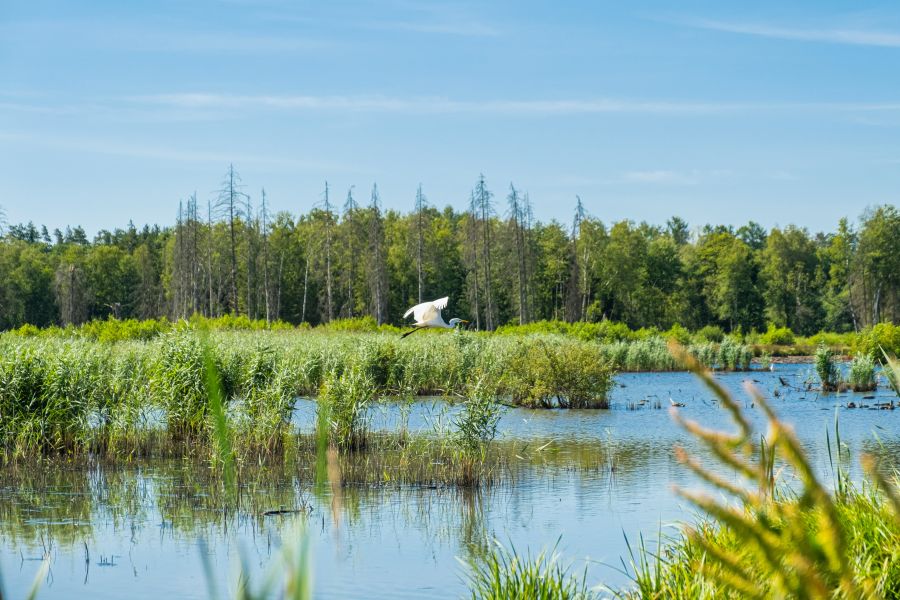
[1, 166, 898, 333]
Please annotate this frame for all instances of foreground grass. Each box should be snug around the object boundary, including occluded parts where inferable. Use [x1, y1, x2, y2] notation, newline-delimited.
[466, 540, 591, 600]
[618, 485, 900, 599]
[466, 347, 900, 600]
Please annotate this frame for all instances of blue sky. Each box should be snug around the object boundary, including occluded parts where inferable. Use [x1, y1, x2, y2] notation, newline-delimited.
[1, 0, 899, 234]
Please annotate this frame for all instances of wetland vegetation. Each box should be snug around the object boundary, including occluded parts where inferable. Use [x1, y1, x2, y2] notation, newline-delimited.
[1, 191, 899, 598]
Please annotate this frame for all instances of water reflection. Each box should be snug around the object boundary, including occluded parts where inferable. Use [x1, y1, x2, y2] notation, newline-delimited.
[2, 364, 899, 598]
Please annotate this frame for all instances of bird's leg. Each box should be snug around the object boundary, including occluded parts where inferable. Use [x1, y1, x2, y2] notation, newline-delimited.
[400, 326, 425, 339]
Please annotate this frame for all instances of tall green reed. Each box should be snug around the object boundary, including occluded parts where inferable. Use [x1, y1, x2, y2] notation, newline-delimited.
[847, 353, 877, 392]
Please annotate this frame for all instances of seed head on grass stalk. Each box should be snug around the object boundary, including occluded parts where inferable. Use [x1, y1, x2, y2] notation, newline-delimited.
[664, 340, 867, 599]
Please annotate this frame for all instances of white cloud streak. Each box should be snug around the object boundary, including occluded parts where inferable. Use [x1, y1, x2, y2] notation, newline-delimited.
[4, 93, 900, 121]
[130, 93, 900, 115]
[126, 93, 774, 115]
[360, 20, 499, 36]
[0, 131, 361, 172]
[678, 18, 900, 48]
[1, 20, 331, 54]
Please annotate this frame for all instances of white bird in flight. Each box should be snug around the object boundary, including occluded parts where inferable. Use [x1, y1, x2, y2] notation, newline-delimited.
[401, 296, 468, 338]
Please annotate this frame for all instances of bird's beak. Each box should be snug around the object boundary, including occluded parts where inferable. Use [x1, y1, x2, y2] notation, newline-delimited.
[460, 320, 469, 324]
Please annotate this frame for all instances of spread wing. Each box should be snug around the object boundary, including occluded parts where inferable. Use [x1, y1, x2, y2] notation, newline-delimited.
[403, 296, 449, 323]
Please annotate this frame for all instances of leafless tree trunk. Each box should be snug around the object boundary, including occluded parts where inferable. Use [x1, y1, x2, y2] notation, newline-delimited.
[475, 175, 495, 330]
[206, 200, 215, 317]
[261, 189, 271, 323]
[565, 197, 585, 322]
[467, 191, 481, 330]
[415, 184, 427, 304]
[343, 186, 359, 318]
[507, 184, 528, 325]
[216, 164, 247, 314]
[322, 181, 334, 322]
[244, 193, 256, 319]
[301, 254, 309, 324]
[369, 184, 388, 324]
[54, 264, 88, 325]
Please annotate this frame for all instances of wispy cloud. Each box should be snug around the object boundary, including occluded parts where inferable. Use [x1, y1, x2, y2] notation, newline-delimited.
[131, 93, 761, 115]
[360, 19, 499, 36]
[675, 17, 900, 48]
[623, 170, 697, 185]
[1, 20, 331, 54]
[622, 169, 733, 186]
[0, 131, 362, 173]
[358, 0, 500, 36]
[130, 93, 900, 116]
[5, 92, 900, 121]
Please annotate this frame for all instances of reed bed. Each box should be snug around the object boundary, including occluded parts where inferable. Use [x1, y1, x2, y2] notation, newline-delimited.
[0, 329, 616, 457]
[599, 337, 753, 372]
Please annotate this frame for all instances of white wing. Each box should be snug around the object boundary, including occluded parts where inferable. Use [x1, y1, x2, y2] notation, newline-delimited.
[403, 296, 449, 323]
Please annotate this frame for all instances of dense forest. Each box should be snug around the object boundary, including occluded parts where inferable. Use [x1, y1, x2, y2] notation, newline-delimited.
[1, 167, 897, 334]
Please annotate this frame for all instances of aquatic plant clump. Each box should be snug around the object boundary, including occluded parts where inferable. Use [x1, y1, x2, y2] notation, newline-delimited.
[847, 353, 877, 392]
[816, 343, 841, 392]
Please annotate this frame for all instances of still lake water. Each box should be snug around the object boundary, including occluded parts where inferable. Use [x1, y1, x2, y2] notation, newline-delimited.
[2, 364, 898, 599]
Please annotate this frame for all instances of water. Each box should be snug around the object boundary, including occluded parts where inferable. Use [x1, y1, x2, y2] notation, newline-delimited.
[2, 364, 898, 599]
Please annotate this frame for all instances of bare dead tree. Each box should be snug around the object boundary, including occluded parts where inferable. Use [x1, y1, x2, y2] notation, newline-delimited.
[565, 196, 586, 322]
[260, 189, 272, 323]
[521, 192, 536, 321]
[187, 193, 200, 316]
[215, 164, 248, 314]
[414, 184, 428, 304]
[475, 175, 496, 330]
[507, 183, 529, 324]
[206, 199, 216, 316]
[466, 191, 481, 330]
[368, 184, 388, 324]
[321, 181, 335, 322]
[54, 263, 89, 325]
[244, 192, 256, 319]
[343, 186, 359, 318]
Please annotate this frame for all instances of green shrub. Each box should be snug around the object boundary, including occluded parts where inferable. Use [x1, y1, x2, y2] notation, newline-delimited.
[12, 323, 41, 337]
[504, 338, 614, 408]
[853, 322, 900, 359]
[663, 324, 692, 346]
[320, 316, 381, 333]
[760, 324, 796, 346]
[695, 325, 725, 343]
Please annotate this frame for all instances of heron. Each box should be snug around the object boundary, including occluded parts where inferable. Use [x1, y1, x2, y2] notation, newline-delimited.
[400, 296, 468, 338]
